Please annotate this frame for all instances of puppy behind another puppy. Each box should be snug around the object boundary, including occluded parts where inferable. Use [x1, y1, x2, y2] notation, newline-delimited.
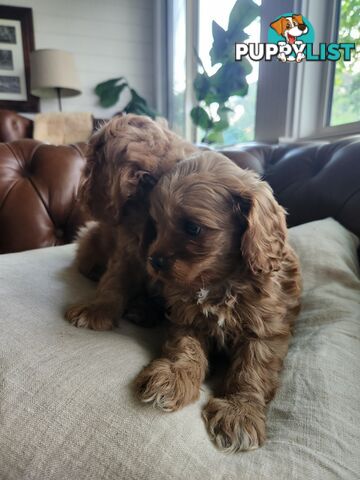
[135, 151, 302, 452]
[66, 114, 197, 329]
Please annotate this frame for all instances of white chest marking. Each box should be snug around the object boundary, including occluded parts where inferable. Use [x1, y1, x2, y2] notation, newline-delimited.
[217, 313, 225, 328]
[200, 304, 226, 329]
[196, 288, 209, 304]
[196, 287, 236, 330]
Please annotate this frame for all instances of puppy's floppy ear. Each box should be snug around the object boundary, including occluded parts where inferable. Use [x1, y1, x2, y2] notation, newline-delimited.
[81, 119, 158, 224]
[270, 17, 286, 36]
[79, 134, 110, 221]
[233, 177, 287, 275]
[232, 195, 251, 236]
[110, 165, 156, 219]
[293, 14, 304, 25]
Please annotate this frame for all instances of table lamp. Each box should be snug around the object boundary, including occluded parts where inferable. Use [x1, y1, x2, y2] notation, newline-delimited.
[30, 49, 81, 111]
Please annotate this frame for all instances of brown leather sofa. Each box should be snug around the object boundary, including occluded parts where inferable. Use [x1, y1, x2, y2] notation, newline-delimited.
[0, 110, 34, 143]
[0, 131, 359, 254]
[0, 140, 87, 253]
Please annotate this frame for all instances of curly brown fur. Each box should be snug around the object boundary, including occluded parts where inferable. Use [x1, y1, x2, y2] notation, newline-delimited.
[134, 151, 301, 452]
[65, 114, 197, 330]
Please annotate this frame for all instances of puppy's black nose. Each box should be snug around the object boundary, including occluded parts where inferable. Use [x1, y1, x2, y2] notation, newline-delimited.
[298, 23, 307, 31]
[149, 255, 166, 271]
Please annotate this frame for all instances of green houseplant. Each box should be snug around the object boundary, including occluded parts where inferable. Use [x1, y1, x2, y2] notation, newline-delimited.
[191, 0, 260, 143]
[94, 77, 157, 118]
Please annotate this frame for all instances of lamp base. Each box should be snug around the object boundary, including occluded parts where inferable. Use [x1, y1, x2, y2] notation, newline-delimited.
[56, 87, 62, 112]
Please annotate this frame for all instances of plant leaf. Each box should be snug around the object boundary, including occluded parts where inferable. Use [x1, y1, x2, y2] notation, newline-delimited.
[205, 130, 224, 144]
[228, 0, 260, 33]
[209, 21, 229, 66]
[210, 3, 255, 66]
[227, 23, 249, 44]
[129, 88, 147, 105]
[99, 83, 128, 108]
[211, 62, 249, 102]
[190, 106, 213, 129]
[238, 57, 253, 75]
[203, 90, 220, 105]
[124, 89, 157, 118]
[213, 104, 230, 131]
[95, 77, 126, 97]
[193, 73, 211, 101]
[219, 105, 233, 113]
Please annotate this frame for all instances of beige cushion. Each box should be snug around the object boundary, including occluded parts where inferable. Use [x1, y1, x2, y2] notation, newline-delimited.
[0, 218, 359, 479]
[33, 112, 93, 145]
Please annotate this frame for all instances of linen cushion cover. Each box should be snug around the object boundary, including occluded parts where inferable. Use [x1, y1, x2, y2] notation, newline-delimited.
[0, 218, 359, 480]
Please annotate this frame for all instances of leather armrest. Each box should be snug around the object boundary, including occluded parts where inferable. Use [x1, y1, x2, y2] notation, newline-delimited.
[0, 139, 88, 253]
[0, 109, 33, 143]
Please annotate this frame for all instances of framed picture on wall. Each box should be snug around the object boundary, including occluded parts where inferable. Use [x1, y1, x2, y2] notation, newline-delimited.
[0, 5, 39, 112]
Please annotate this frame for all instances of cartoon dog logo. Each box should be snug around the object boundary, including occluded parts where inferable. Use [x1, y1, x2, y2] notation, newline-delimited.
[270, 14, 308, 62]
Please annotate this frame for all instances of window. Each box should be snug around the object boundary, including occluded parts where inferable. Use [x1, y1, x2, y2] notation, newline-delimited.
[167, 0, 261, 144]
[165, 0, 359, 144]
[198, 0, 261, 143]
[276, 0, 360, 141]
[329, 0, 360, 126]
[168, 0, 187, 137]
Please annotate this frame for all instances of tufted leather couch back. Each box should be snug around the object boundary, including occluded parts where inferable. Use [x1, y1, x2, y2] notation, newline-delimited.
[0, 136, 359, 254]
[219, 137, 360, 237]
[0, 140, 87, 253]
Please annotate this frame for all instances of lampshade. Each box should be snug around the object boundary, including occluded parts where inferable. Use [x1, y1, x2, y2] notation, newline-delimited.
[30, 49, 81, 98]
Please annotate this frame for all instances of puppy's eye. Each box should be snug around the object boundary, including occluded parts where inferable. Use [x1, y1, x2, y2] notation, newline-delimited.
[183, 220, 201, 237]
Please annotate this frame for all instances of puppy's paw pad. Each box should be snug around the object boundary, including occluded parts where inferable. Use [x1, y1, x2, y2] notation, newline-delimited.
[65, 303, 113, 331]
[135, 359, 199, 412]
[202, 397, 265, 452]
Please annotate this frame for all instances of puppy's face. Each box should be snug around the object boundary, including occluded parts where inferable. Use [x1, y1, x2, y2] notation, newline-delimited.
[146, 152, 287, 290]
[82, 114, 196, 225]
[270, 15, 308, 43]
[147, 174, 244, 288]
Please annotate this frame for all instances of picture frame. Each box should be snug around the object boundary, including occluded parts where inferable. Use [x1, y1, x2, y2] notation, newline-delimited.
[0, 5, 39, 112]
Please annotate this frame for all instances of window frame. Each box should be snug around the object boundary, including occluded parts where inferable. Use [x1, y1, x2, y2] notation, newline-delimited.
[159, 0, 198, 141]
[281, 0, 360, 141]
[154, 0, 169, 118]
[160, 0, 359, 144]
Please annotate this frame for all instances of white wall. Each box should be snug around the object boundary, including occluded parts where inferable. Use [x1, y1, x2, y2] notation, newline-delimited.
[5, 0, 155, 117]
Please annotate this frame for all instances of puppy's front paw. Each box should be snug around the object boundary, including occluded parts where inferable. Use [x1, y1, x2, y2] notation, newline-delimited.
[65, 302, 114, 330]
[202, 396, 266, 452]
[135, 359, 200, 412]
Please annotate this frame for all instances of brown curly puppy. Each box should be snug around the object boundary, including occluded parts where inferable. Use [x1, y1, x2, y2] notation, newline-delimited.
[135, 151, 301, 452]
[65, 114, 197, 330]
